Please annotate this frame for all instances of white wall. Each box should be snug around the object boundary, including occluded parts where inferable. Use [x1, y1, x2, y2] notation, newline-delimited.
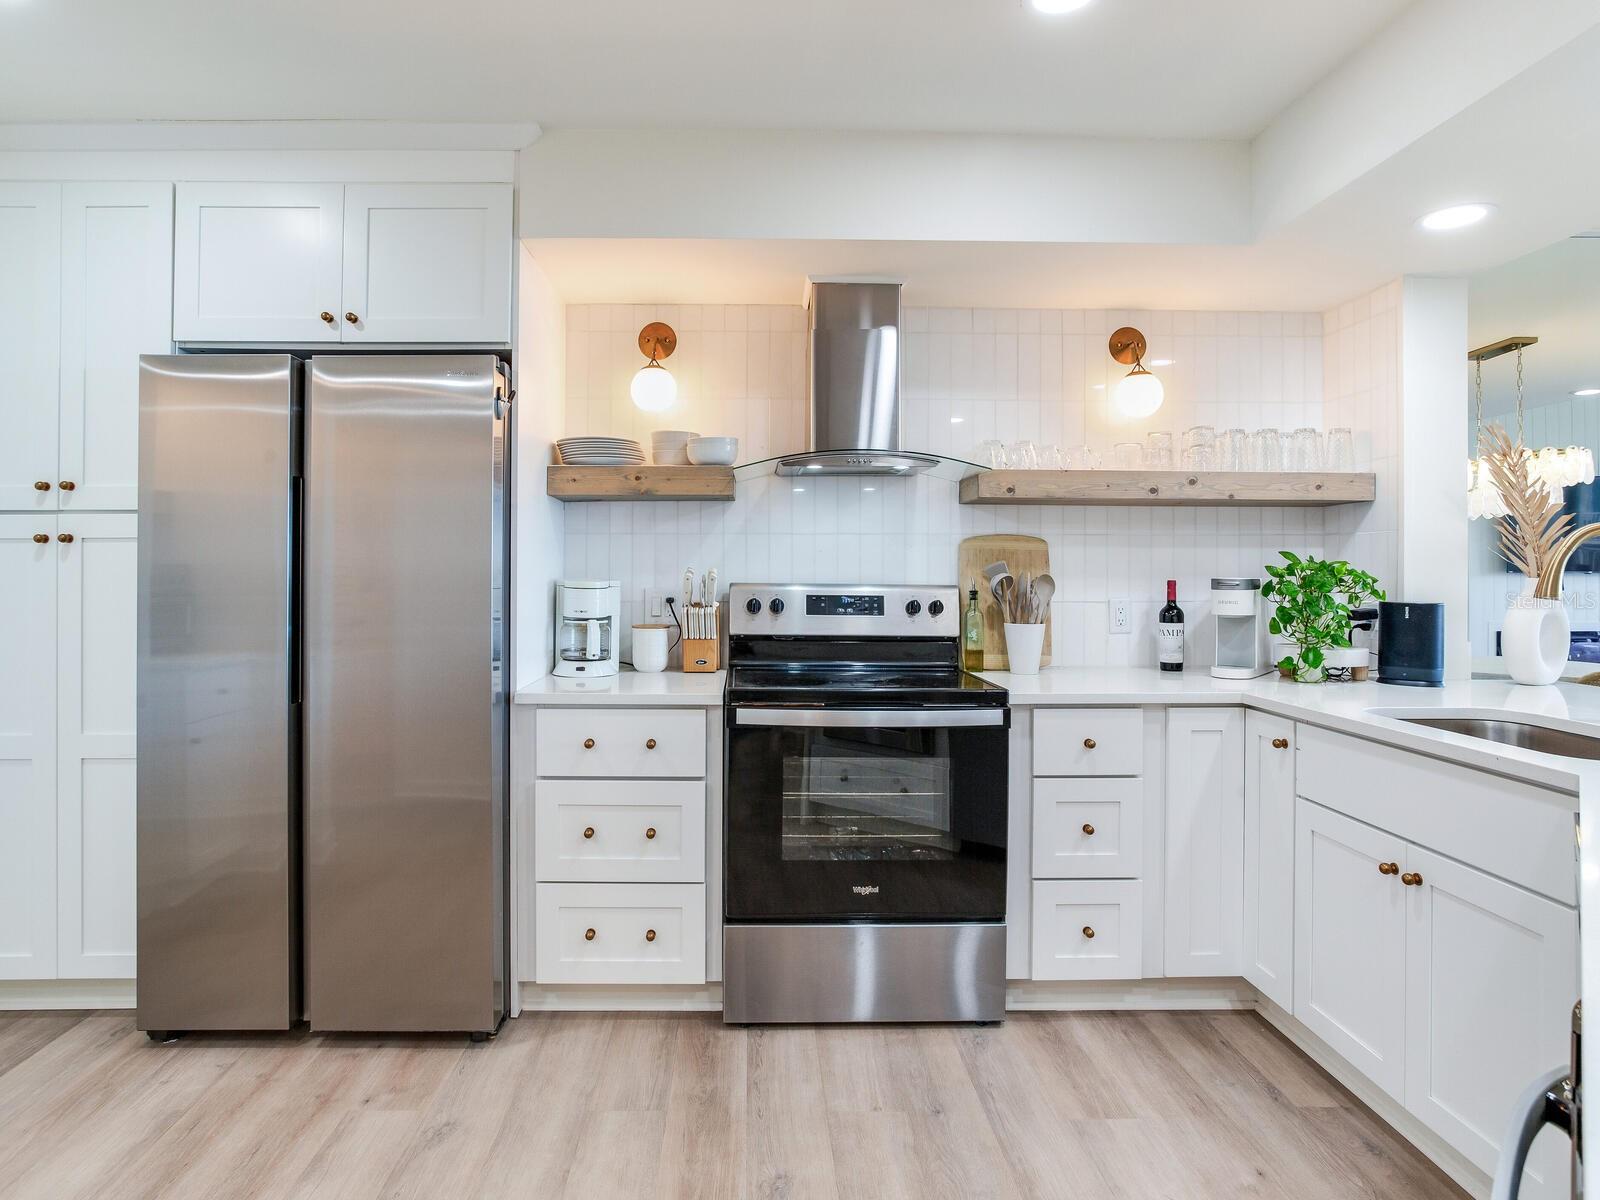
[513, 250, 565, 685]
[558, 302, 1345, 670]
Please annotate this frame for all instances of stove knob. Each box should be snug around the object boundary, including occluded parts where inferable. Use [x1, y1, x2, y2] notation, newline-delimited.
[905, 599, 922, 616]
[769, 597, 785, 615]
[745, 597, 762, 615]
[928, 599, 945, 617]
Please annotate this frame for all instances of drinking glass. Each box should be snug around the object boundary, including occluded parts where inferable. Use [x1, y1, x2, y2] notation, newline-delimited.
[1182, 425, 1216, 471]
[977, 439, 1008, 469]
[1113, 442, 1143, 470]
[1290, 427, 1323, 471]
[1252, 428, 1283, 471]
[1008, 440, 1040, 470]
[1065, 445, 1101, 470]
[1218, 428, 1250, 472]
[1326, 427, 1354, 472]
[1144, 431, 1174, 470]
[1040, 444, 1067, 470]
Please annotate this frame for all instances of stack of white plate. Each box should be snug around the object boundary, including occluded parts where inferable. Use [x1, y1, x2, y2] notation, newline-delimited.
[557, 437, 645, 466]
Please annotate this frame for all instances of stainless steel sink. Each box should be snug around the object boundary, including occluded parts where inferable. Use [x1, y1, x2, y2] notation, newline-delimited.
[1391, 716, 1600, 760]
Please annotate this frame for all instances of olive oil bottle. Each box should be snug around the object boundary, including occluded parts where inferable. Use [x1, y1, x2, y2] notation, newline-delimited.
[962, 586, 985, 672]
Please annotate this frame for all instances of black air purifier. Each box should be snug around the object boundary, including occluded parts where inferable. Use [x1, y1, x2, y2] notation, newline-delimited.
[1377, 601, 1445, 687]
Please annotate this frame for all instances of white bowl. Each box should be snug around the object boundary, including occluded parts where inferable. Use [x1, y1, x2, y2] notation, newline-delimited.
[651, 429, 699, 465]
[687, 436, 738, 466]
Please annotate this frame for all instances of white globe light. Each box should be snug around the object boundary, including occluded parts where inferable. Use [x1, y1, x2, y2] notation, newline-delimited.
[1113, 368, 1164, 419]
[630, 362, 677, 412]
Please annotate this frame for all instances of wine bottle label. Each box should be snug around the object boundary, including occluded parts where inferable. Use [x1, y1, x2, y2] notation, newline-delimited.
[1157, 624, 1185, 663]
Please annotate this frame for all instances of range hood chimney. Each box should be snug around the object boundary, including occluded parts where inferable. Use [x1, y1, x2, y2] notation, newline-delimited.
[775, 280, 938, 477]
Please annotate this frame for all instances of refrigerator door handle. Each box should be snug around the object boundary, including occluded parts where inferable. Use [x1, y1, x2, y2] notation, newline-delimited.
[1491, 1065, 1574, 1200]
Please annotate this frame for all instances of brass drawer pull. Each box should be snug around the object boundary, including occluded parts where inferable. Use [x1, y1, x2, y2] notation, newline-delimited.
[1082, 823, 1095, 836]
[1083, 737, 1096, 750]
[1082, 926, 1095, 939]
[33, 480, 50, 491]
[57, 533, 73, 544]
[584, 928, 596, 941]
[32, 533, 49, 544]
[320, 311, 336, 324]
[645, 827, 656, 840]
[345, 312, 360, 324]
[1402, 872, 1423, 887]
[1378, 861, 1398, 876]
[645, 929, 657, 942]
[646, 738, 657, 749]
[583, 738, 595, 749]
[1272, 737, 1289, 749]
[583, 826, 595, 840]
[58, 481, 75, 491]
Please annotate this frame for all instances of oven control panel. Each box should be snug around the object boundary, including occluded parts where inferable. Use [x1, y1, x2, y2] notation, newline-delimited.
[730, 584, 959, 638]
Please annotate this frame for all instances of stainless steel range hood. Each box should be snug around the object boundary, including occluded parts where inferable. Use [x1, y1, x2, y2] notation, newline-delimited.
[774, 280, 939, 477]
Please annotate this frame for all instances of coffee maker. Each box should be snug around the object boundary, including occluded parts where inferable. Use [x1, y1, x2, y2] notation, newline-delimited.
[554, 580, 622, 678]
[1210, 577, 1271, 679]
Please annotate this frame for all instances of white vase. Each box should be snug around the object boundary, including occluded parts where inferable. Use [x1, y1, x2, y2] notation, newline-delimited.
[1502, 596, 1569, 685]
[1004, 622, 1046, 675]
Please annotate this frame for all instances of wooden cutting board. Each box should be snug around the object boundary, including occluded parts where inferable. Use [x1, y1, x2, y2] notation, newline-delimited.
[956, 533, 1052, 670]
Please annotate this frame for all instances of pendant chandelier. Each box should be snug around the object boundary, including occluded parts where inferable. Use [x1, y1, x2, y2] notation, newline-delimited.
[1467, 336, 1595, 520]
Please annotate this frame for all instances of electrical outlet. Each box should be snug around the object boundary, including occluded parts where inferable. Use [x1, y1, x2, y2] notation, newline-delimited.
[1109, 597, 1131, 633]
[644, 588, 672, 620]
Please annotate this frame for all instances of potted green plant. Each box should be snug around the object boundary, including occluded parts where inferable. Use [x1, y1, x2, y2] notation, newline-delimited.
[1260, 552, 1385, 682]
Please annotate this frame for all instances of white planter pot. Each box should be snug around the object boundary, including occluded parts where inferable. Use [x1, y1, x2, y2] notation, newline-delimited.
[1004, 622, 1046, 675]
[1502, 596, 1569, 686]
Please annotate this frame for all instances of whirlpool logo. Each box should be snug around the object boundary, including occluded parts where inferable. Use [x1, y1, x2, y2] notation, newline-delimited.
[851, 885, 880, 896]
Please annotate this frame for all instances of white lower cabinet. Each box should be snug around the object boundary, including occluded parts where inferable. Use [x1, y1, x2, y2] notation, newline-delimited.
[1030, 879, 1143, 980]
[1242, 711, 1295, 1010]
[535, 882, 706, 985]
[535, 778, 705, 883]
[1031, 776, 1142, 879]
[1163, 707, 1243, 977]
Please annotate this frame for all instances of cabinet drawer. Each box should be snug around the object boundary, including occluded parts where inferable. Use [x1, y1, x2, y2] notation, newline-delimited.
[1033, 708, 1143, 776]
[1031, 777, 1142, 878]
[534, 883, 706, 985]
[535, 708, 706, 779]
[1030, 880, 1143, 980]
[535, 780, 705, 883]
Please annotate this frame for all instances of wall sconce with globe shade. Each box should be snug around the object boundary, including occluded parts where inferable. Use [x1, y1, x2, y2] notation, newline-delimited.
[630, 322, 679, 412]
[1107, 326, 1164, 419]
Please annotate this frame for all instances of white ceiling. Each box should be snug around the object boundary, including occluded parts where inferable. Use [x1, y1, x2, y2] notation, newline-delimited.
[0, 0, 1407, 137]
[1469, 237, 1600, 416]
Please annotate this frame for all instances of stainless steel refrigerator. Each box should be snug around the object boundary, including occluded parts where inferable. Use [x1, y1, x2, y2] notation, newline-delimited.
[136, 354, 510, 1037]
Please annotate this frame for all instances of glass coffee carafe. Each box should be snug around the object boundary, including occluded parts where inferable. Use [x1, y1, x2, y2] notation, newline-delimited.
[557, 615, 613, 665]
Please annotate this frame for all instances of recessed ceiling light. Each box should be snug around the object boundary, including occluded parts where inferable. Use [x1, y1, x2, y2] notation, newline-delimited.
[1030, 0, 1092, 12]
[1574, 388, 1600, 397]
[1419, 203, 1494, 231]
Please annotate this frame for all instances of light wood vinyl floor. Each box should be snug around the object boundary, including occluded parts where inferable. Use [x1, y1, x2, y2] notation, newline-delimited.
[0, 1008, 1468, 1200]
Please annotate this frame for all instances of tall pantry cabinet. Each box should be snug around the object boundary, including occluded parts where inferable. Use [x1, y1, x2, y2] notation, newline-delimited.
[0, 183, 170, 982]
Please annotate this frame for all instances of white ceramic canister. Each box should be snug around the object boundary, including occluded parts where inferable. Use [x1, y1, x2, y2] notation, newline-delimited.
[632, 624, 672, 673]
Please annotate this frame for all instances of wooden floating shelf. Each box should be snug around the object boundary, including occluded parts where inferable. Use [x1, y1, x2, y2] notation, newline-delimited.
[959, 470, 1376, 507]
[546, 464, 736, 502]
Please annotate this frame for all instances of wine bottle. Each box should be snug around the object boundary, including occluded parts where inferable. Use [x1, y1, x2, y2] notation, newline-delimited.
[1158, 579, 1184, 672]
[962, 586, 985, 672]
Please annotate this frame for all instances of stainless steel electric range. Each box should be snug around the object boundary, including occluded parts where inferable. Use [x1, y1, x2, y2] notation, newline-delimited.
[722, 584, 1010, 1024]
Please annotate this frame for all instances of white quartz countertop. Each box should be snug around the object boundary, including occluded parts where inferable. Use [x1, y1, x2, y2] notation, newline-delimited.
[513, 670, 725, 706]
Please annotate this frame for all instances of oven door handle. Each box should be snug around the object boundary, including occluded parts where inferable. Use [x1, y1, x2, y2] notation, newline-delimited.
[733, 708, 1007, 728]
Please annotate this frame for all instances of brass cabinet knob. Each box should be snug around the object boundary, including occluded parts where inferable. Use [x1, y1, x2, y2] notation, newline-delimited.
[1083, 737, 1097, 750]
[32, 533, 49, 544]
[57, 533, 73, 544]
[1272, 737, 1289, 749]
[584, 927, 596, 941]
[33, 480, 50, 491]
[645, 738, 657, 750]
[1378, 861, 1398, 875]
[645, 929, 657, 942]
[58, 481, 75, 491]
[583, 826, 595, 840]
[1082, 926, 1095, 939]
[583, 738, 595, 749]
[1082, 823, 1095, 836]
[1402, 872, 1423, 887]
[645, 827, 656, 840]
[320, 311, 335, 324]
[345, 312, 359, 324]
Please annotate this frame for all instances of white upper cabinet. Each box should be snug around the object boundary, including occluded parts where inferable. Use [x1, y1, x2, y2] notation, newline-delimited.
[1242, 711, 1295, 1011]
[0, 185, 62, 512]
[174, 183, 345, 343]
[341, 184, 512, 344]
[1163, 707, 1243, 977]
[59, 184, 174, 510]
[174, 182, 511, 345]
[0, 515, 58, 980]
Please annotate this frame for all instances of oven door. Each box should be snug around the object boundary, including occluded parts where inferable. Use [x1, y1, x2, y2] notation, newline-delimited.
[725, 707, 1008, 923]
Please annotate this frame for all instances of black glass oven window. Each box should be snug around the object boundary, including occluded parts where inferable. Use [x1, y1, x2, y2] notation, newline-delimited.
[780, 728, 955, 862]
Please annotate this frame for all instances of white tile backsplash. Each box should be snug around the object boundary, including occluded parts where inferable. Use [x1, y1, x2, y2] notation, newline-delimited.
[559, 302, 1363, 667]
